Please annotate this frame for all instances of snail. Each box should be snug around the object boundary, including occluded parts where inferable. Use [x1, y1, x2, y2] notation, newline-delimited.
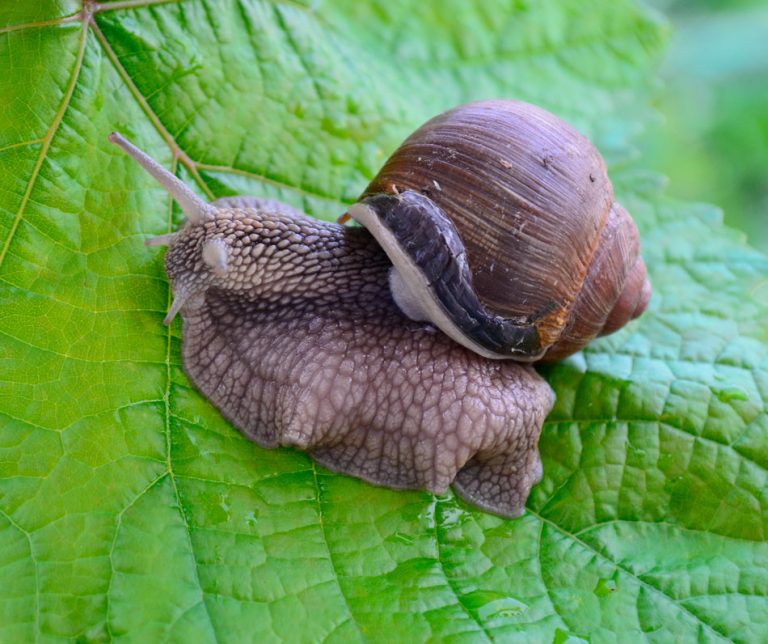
[109, 100, 649, 518]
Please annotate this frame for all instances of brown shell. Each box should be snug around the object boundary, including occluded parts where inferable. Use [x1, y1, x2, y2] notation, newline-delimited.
[361, 100, 650, 360]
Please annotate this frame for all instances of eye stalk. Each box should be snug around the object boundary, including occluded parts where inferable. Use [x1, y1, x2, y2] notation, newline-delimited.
[108, 132, 213, 225]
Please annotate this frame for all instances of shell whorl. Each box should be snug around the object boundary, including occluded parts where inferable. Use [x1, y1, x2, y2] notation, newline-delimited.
[359, 99, 650, 360]
[541, 202, 650, 361]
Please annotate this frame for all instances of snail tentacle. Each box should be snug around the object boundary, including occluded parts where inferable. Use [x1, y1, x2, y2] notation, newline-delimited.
[108, 132, 213, 224]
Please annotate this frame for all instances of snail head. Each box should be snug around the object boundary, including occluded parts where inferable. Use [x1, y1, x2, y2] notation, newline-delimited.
[108, 132, 246, 324]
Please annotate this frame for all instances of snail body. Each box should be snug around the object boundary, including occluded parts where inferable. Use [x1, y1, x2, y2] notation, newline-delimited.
[109, 100, 649, 518]
[176, 203, 553, 517]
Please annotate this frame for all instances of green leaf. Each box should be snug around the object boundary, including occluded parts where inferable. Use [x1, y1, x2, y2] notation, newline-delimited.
[1, 1, 766, 641]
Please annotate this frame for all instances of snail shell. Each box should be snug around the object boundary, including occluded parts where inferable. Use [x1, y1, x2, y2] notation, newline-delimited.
[348, 100, 650, 362]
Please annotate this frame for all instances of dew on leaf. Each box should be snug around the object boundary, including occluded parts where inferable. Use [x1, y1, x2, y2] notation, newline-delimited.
[716, 387, 748, 402]
[393, 531, 415, 545]
[593, 576, 618, 596]
[463, 590, 528, 623]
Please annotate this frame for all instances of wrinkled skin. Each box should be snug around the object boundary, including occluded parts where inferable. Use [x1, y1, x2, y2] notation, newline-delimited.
[160, 197, 554, 518]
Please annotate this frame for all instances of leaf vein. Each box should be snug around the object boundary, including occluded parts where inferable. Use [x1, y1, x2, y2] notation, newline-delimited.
[431, 500, 493, 641]
[0, 16, 89, 270]
[0, 508, 39, 643]
[309, 462, 366, 642]
[104, 472, 167, 638]
[529, 510, 731, 641]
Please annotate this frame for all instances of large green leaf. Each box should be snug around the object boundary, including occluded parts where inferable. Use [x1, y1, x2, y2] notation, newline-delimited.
[1, 0, 766, 641]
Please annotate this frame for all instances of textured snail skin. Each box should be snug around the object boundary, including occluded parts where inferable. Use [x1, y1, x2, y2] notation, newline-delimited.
[162, 198, 554, 518]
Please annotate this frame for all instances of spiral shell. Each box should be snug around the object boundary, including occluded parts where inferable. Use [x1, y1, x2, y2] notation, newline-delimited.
[355, 100, 650, 361]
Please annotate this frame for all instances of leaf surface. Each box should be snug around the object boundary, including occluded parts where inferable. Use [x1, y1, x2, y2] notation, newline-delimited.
[0, 1, 766, 641]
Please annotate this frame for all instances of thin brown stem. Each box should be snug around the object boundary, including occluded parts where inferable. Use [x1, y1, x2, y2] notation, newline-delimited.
[0, 13, 80, 35]
[93, 0, 182, 13]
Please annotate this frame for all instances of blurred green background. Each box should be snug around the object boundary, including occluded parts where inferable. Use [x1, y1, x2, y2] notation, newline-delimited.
[644, 0, 768, 252]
